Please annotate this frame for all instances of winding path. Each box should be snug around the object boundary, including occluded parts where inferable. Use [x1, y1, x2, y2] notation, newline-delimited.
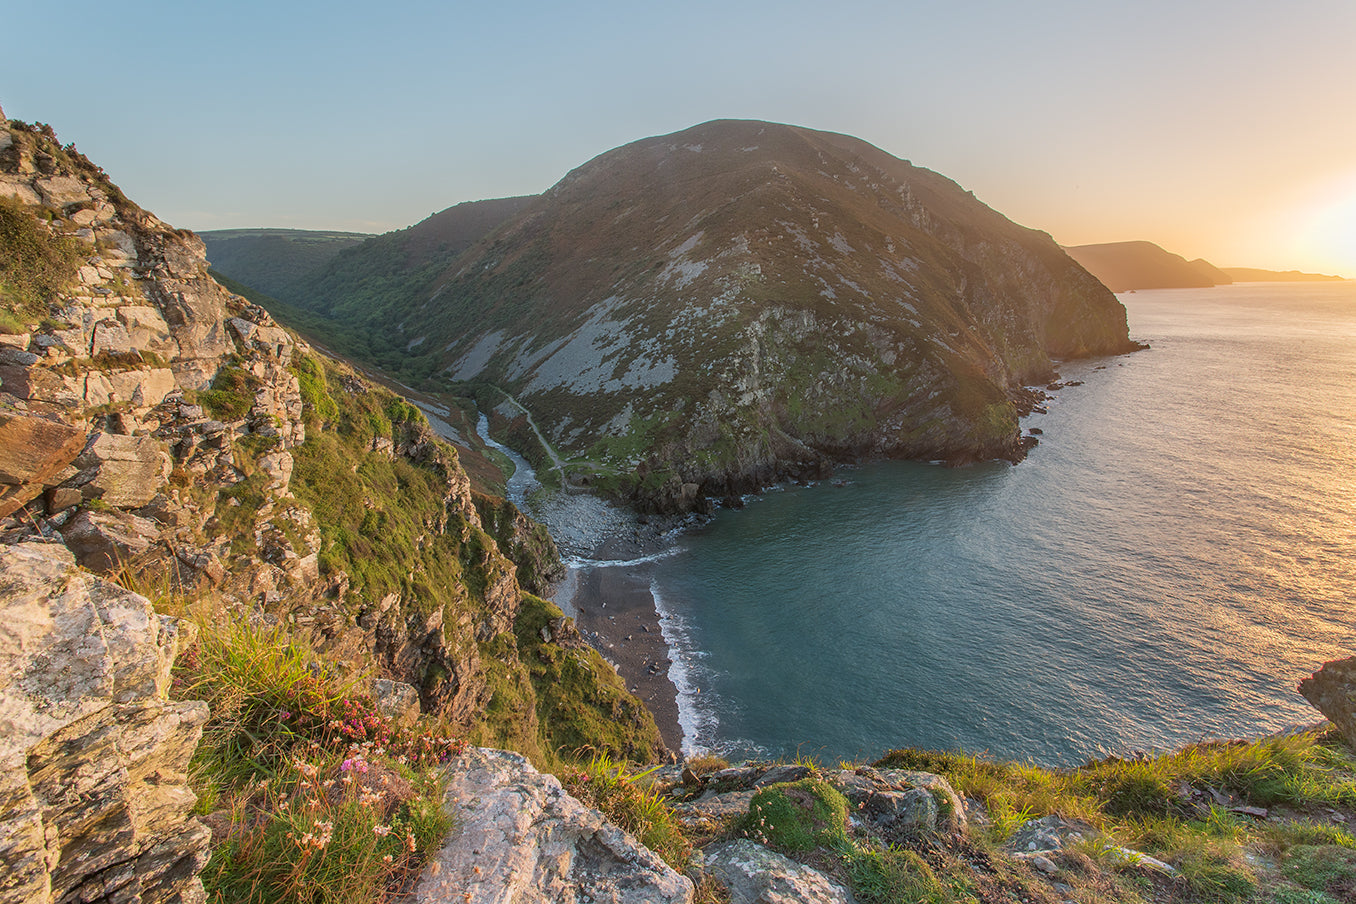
[488, 386, 565, 482]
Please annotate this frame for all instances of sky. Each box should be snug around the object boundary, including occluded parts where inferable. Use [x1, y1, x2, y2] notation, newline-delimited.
[3, 0, 1354, 275]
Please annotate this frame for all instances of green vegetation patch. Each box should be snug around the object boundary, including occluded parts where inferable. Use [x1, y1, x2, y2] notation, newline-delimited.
[199, 365, 260, 421]
[0, 195, 87, 324]
[1284, 845, 1356, 900]
[176, 615, 458, 904]
[738, 776, 850, 852]
[511, 593, 666, 763]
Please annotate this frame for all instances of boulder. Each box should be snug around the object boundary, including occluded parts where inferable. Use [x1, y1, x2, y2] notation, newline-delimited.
[369, 678, 421, 729]
[116, 305, 178, 358]
[1300, 657, 1356, 748]
[71, 433, 172, 509]
[0, 414, 87, 517]
[701, 839, 857, 904]
[34, 175, 89, 209]
[0, 542, 210, 904]
[826, 767, 967, 835]
[1004, 814, 1094, 855]
[228, 317, 293, 362]
[413, 747, 692, 904]
[91, 319, 138, 357]
[59, 508, 161, 572]
[107, 367, 177, 409]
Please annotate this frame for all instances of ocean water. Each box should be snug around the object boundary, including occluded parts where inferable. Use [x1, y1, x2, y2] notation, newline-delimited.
[649, 282, 1356, 766]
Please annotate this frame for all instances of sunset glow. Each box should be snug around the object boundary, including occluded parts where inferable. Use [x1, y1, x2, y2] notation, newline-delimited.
[1297, 174, 1356, 275]
[2, 1, 1354, 276]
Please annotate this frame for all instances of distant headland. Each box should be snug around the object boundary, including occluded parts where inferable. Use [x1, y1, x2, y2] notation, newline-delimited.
[1064, 240, 1346, 292]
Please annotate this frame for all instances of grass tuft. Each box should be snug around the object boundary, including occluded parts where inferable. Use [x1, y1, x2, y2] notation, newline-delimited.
[561, 752, 691, 870]
[175, 613, 463, 904]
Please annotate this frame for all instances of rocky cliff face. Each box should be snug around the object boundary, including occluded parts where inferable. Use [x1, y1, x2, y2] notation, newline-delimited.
[0, 541, 208, 904]
[284, 120, 1139, 512]
[1, 112, 665, 899]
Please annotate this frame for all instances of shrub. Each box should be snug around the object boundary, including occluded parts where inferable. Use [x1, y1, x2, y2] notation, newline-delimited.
[200, 365, 260, 420]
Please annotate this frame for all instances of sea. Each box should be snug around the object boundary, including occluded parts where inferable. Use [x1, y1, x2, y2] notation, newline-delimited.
[624, 281, 1356, 767]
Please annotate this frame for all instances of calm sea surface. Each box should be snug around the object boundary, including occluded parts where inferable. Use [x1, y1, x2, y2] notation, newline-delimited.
[649, 282, 1356, 766]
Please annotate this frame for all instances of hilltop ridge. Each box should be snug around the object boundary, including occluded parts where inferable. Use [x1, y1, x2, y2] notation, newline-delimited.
[278, 119, 1139, 512]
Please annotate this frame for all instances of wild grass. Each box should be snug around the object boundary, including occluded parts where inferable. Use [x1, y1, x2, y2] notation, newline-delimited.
[0, 194, 86, 323]
[175, 613, 462, 904]
[561, 752, 692, 870]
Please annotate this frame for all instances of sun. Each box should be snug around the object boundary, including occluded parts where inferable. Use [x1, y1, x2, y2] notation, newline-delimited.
[1297, 173, 1356, 276]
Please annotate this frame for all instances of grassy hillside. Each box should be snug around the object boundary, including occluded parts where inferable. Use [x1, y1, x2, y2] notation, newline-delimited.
[200, 228, 371, 300]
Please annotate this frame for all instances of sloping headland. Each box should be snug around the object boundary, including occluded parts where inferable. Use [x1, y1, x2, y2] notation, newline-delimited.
[1066, 240, 1347, 291]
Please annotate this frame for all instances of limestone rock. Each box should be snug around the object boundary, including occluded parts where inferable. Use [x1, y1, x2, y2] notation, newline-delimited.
[369, 678, 421, 729]
[256, 450, 293, 492]
[1300, 657, 1356, 748]
[701, 839, 857, 904]
[71, 433, 172, 509]
[1004, 814, 1094, 854]
[413, 747, 692, 904]
[59, 509, 161, 572]
[0, 542, 209, 904]
[0, 414, 87, 518]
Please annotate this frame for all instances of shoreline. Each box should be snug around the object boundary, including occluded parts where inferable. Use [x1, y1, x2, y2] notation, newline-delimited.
[568, 566, 685, 753]
[534, 490, 705, 756]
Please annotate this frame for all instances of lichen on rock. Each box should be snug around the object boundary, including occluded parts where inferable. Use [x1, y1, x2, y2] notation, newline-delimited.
[0, 541, 209, 904]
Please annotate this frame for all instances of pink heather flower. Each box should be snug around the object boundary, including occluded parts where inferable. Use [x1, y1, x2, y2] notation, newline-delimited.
[374, 824, 392, 836]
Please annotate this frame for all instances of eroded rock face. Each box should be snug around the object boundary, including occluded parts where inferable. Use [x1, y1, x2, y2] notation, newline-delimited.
[0, 414, 87, 518]
[414, 747, 693, 904]
[701, 839, 857, 904]
[1300, 657, 1356, 748]
[0, 541, 209, 904]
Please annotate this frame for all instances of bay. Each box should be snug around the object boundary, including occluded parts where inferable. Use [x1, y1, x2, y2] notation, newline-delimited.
[650, 281, 1356, 766]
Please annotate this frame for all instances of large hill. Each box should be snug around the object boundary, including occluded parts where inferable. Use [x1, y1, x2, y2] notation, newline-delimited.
[286, 119, 1138, 510]
[198, 227, 371, 299]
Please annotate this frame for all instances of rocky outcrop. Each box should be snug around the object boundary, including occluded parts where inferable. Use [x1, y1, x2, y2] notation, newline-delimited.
[0, 541, 208, 904]
[1300, 657, 1356, 748]
[2, 108, 666, 828]
[472, 492, 565, 596]
[0, 414, 87, 517]
[414, 747, 693, 904]
[701, 839, 857, 904]
[670, 761, 965, 839]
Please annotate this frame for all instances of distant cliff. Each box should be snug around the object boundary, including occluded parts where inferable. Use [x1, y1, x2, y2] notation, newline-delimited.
[1063, 240, 1232, 292]
[281, 120, 1139, 512]
[1063, 241, 1347, 291]
[1221, 266, 1346, 283]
